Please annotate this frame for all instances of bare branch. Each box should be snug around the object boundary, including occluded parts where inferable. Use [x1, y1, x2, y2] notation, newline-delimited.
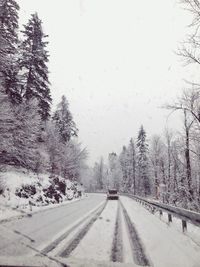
[177, 45, 200, 65]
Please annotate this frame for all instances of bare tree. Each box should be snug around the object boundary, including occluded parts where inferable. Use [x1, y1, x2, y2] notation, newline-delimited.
[164, 128, 174, 199]
[166, 88, 200, 124]
[183, 109, 193, 195]
[150, 135, 165, 199]
[178, 0, 200, 66]
[165, 89, 198, 202]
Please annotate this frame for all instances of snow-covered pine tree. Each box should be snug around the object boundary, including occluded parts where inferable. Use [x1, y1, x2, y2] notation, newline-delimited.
[0, 0, 7, 72]
[108, 152, 122, 190]
[20, 13, 51, 120]
[137, 125, 151, 196]
[46, 120, 86, 179]
[0, 0, 21, 104]
[0, 0, 19, 69]
[127, 138, 136, 194]
[52, 95, 78, 144]
[119, 146, 130, 192]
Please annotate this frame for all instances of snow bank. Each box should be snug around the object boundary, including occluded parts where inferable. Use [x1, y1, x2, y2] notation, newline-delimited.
[0, 166, 83, 221]
[120, 196, 200, 267]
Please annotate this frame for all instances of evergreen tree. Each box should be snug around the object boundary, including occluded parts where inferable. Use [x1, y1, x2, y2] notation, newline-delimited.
[119, 146, 129, 192]
[127, 138, 136, 194]
[137, 125, 151, 196]
[108, 152, 122, 190]
[20, 13, 51, 120]
[0, 0, 19, 68]
[0, 0, 21, 104]
[46, 120, 85, 180]
[52, 95, 78, 143]
[4, 66, 21, 104]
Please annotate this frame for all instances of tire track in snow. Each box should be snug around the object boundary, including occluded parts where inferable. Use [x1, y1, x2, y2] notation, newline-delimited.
[40, 201, 106, 255]
[59, 200, 107, 257]
[111, 201, 123, 262]
[120, 200, 150, 266]
[67, 200, 118, 262]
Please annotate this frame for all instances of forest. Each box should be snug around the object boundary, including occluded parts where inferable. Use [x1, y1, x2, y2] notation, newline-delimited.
[1, 0, 200, 212]
[0, 0, 87, 186]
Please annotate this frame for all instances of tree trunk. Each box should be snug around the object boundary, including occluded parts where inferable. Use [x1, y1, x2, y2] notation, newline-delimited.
[184, 109, 193, 199]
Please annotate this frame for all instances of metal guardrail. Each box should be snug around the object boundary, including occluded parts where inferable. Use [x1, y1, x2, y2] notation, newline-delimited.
[122, 193, 200, 231]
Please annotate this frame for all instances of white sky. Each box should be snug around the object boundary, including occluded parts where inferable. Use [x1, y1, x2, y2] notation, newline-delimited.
[18, 0, 196, 165]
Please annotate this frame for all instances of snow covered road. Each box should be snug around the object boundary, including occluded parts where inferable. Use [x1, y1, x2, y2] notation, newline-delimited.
[0, 194, 105, 257]
[56, 196, 200, 267]
[71, 200, 118, 261]
[1, 194, 200, 267]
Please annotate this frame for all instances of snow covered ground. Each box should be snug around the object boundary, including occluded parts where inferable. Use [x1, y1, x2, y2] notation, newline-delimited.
[0, 255, 143, 267]
[120, 196, 200, 267]
[153, 208, 200, 247]
[0, 166, 82, 222]
[0, 204, 21, 222]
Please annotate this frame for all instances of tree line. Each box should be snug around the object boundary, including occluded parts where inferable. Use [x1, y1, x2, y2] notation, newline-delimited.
[92, 120, 200, 211]
[92, 0, 200, 212]
[0, 0, 87, 181]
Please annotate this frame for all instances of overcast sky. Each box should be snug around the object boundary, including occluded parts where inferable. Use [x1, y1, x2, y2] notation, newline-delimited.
[18, 0, 196, 165]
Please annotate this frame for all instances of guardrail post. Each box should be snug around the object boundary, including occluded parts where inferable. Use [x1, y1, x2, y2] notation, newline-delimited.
[182, 220, 187, 232]
[168, 213, 172, 223]
[151, 207, 155, 214]
[29, 200, 32, 211]
[159, 210, 163, 218]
